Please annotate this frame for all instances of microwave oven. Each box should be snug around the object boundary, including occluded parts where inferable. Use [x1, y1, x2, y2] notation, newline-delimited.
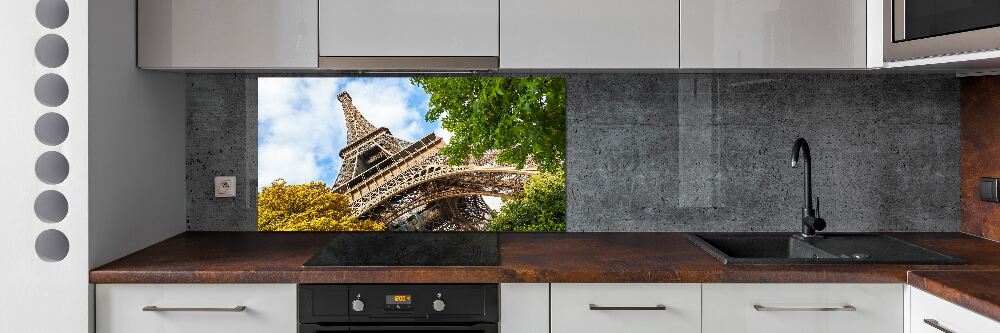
[884, 0, 1000, 62]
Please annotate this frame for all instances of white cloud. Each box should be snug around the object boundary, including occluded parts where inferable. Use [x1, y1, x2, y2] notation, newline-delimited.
[434, 127, 453, 143]
[432, 111, 453, 143]
[258, 144, 321, 186]
[258, 78, 346, 188]
[257, 77, 297, 120]
[483, 196, 503, 210]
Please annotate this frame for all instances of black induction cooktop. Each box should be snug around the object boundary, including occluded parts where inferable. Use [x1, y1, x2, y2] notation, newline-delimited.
[303, 232, 500, 267]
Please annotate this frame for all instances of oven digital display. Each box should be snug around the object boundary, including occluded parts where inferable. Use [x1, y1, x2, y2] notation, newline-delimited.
[386, 295, 412, 304]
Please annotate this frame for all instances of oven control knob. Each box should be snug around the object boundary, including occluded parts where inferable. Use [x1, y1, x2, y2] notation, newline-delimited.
[351, 299, 365, 312]
[432, 299, 446, 312]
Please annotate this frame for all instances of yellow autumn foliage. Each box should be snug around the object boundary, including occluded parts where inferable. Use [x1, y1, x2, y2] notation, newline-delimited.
[257, 179, 385, 232]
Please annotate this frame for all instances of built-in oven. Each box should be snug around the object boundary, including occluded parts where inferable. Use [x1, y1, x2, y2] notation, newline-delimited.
[299, 284, 499, 333]
[884, 0, 1000, 61]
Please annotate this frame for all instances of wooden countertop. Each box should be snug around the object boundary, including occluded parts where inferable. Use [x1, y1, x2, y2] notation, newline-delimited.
[908, 270, 1000, 322]
[91, 232, 1000, 284]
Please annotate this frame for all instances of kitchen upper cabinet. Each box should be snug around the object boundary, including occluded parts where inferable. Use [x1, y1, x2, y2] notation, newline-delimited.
[318, 0, 499, 70]
[96, 284, 297, 333]
[500, 0, 680, 69]
[318, 0, 498, 57]
[138, 0, 317, 69]
[702, 284, 903, 333]
[681, 0, 876, 68]
[910, 287, 1000, 333]
[550, 283, 700, 333]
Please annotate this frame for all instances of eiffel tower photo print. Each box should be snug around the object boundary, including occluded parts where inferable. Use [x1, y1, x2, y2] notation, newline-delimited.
[257, 77, 566, 232]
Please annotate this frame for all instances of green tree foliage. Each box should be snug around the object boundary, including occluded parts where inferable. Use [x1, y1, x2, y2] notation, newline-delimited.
[485, 172, 567, 232]
[410, 77, 566, 173]
[257, 179, 385, 232]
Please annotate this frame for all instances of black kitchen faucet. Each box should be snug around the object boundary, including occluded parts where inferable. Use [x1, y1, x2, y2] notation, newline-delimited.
[791, 138, 826, 237]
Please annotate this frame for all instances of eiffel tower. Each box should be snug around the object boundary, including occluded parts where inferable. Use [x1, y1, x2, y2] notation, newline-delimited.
[332, 92, 537, 231]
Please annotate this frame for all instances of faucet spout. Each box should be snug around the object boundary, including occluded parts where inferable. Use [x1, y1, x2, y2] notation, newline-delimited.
[791, 138, 813, 213]
[791, 138, 825, 237]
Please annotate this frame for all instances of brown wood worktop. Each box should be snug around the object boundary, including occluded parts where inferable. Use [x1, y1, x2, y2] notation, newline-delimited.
[91, 232, 1000, 285]
[908, 270, 1000, 322]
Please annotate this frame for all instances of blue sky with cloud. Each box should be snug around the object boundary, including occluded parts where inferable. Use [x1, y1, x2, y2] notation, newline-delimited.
[257, 77, 450, 189]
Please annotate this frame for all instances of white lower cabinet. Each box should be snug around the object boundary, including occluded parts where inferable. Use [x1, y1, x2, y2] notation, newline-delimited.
[910, 287, 1000, 333]
[96, 284, 297, 333]
[702, 284, 904, 333]
[500, 283, 549, 333]
[93, 282, 1000, 333]
[550, 283, 701, 333]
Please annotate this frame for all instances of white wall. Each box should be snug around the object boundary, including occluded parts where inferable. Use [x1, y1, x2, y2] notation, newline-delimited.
[88, 0, 186, 270]
[0, 0, 90, 331]
[0, 0, 185, 331]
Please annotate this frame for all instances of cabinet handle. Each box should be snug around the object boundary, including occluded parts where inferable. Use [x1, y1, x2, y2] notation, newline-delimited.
[589, 304, 667, 311]
[753, 304, 856, 312]
[923, 319, 955, 333]
[142, 306, 247, 312]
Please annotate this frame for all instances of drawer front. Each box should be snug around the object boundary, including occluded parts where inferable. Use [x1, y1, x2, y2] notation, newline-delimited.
[910, 287, 1000, 333]
[96, 284, 296, 333]
[551, 283, 700, 333]
[703, 283, 903, 333]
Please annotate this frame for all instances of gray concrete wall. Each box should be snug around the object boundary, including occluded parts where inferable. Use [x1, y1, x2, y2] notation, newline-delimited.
[187, 75, 258, 231]
[186, 73, 960, 232]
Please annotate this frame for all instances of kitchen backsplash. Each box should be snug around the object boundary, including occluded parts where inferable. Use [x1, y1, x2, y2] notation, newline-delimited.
[187, 73, 960, 232]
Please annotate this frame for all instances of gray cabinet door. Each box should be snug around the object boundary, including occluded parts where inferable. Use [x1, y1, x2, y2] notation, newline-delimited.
[501, 0, 680, 69]
[138, 0, 318, 69]
[680, 0, 871, 69]
[319, 0, 499, 57]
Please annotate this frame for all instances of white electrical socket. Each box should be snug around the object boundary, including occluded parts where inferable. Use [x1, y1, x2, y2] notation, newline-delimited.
[215, 176, 236, 198]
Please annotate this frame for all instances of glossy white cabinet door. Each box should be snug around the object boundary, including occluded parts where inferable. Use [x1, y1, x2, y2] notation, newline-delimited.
[910, 287, 1000, 333]
[702, 283, 903, 333]
[500, 284, 549, 333]
[96, 284, 297, 333]
[501, 0, 680, 69]
[551, 283, 700, 333]
[319, 0, 499, 57]
[138, 0, 318, 69]
[681, 0, 869, 68]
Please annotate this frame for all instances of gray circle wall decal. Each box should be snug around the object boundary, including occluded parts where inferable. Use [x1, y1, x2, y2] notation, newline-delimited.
[34, 73, 69, 107]
[35, 112, 69, 146]
[35, 151, 69, 185]
[36, 0, 69, 29]
[35, 34, 69, 68]
[35, 229, 70, 262]
[34, 190, 68, 223]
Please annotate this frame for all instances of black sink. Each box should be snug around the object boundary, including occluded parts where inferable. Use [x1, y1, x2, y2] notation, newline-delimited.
[686, 233, 965, 265]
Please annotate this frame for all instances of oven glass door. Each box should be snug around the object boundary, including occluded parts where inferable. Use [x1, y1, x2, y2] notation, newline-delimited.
[898, 0, 1000, 41]
[300, 324, 498, 333]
